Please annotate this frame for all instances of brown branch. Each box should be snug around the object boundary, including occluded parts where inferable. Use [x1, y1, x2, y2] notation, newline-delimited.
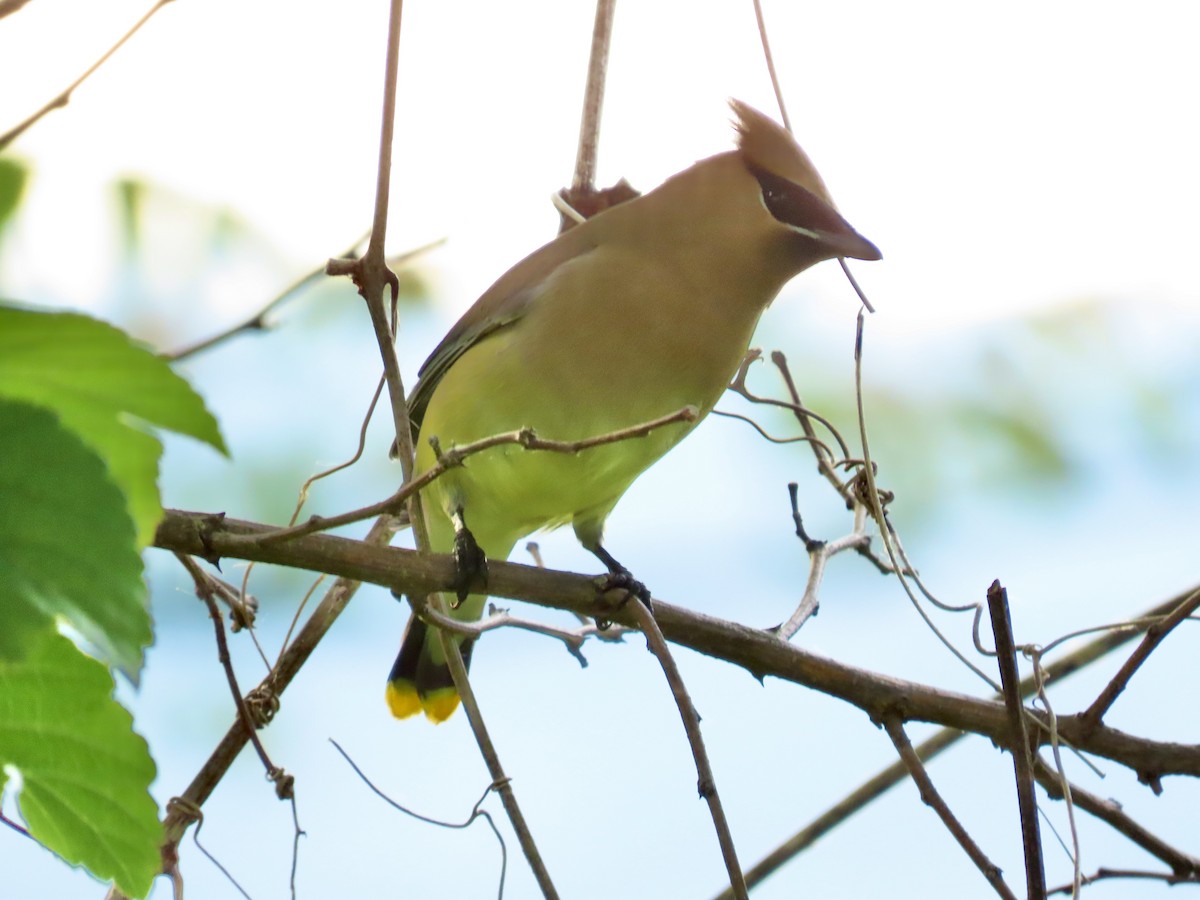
[429, 619, 559, 898]
[167, 555, 299, 897]
[0, 0, 175, 151]
[571, 0, 617, 193]
[160, 514, 400, 848]
[323, 0, 416, 489]
[176, 555, 277, 776]
[726, 349, 853, 476]
[555, 0, 638, 231]
[1047, 867, 1200, 896]
[1032, 755, 1200, 882]
[769, 350, 845, 485]
[775, 481, 874, 637]
[413, 596, 627, 668]
[987, 581, 1045, 899]
[165, 233, 450, 362]
[221, 405, 698, 548]
[627, 599, 747, 899]
[716, 726, 966, 900]
[1077, 587, 1200, 737]
[324, 5, 556, 893]
[882, 715, 1016, 899]
[152, 510, 1200, 783]
[726, 586, 1200, 898]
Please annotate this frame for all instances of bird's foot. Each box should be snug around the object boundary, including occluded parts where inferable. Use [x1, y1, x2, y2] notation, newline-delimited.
[586, 543, 652, 627]
[599, 569, 651, 608]
[593, 568, 652, 630]
[451, 524, 488, 605]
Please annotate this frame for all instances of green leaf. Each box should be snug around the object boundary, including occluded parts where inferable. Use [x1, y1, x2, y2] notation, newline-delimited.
[0, 304, 227, 547]
[0, 398, 150, 675]
[0, 631, 160, 899]
[0, 156, 28, 232]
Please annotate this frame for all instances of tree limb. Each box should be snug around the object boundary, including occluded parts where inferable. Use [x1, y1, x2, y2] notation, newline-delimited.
[152, 509, 1200, 784]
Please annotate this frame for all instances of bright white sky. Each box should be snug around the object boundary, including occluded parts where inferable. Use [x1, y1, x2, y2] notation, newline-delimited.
[2, 0, 1198, 339]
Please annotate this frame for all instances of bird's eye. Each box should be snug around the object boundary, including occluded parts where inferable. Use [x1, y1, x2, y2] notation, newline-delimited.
[748, 163, 839, 235]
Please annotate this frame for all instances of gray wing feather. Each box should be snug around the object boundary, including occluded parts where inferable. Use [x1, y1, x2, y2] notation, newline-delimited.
[394, 226, 599, 452]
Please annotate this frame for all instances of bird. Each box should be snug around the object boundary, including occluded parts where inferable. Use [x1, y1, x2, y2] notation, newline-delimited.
[386, 99, 880, 722]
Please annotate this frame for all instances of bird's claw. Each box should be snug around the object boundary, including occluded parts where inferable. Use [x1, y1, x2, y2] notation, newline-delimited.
[451, 526, 488, 605]
[593, 569, 653, 630]
[599, 570, 651, 608]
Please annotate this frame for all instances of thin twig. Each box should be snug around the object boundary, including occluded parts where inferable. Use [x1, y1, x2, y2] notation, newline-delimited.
[774, 482, 872, 638]
[556, 0, 639, 231]
[882, 714, 1016, 899]
[224, 405, 698, 548]
[331, 0, 417, 491]
[331, 740, 508, 900]
[176, 555, 292, 798]
[1077, 587, 1200, 736]
[626, 599, 747, 900]
[174, 553, 304, 897]
[853, 311, 1001, 690]
[271, 374, 386, 666]
[750, 0, 791, 133]
[0, 0, 176, 151]
[572, 0, 617, 193]
[746, 7, 876, 316]
[334, 2, 556, 893]
[726, 349, 853, 469]
[1026, 649, 1081, 895]
[170, 234, 439, 362]
[837, 257, 876, 313]
[161, 515, 400, 849]
[430, 621, 559, 897]
[715, 726, 967, 900]
[1031, 755, 1200, 882]
[987, 580, 1045, 899]
[723, 587, 1200, 898]
[413, 595, 628, 667]
[189, 808, 252, 900]
[169, 231, 371, 361]
[1047, 867, 1200, 896]
[769, 350, 845, 491]
[709, 408, 835, 454]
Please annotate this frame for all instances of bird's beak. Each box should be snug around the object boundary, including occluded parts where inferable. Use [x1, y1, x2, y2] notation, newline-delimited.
[806, 220, 882, 262]
[752, 165, 881, 262]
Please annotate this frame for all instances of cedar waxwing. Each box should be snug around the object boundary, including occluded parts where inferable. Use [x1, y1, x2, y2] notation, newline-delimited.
[387, 100, 880, 722]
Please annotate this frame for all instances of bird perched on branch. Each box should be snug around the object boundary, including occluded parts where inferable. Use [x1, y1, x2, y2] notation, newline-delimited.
[387, 100, 881, 722]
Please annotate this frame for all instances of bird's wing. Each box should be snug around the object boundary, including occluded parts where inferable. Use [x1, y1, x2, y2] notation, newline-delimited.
[405, 225, 599, 434]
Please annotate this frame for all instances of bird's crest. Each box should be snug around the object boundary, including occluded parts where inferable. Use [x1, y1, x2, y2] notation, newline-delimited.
[730, 99, 836, 208]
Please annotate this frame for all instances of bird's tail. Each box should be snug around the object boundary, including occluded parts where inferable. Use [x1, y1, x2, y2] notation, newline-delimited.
[386, 613, 476, 723]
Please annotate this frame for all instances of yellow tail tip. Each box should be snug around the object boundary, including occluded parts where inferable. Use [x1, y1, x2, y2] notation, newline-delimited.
[386, 680, 422, 719]
[421, 687, 462, 724]
[386, 681, 461, 723]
